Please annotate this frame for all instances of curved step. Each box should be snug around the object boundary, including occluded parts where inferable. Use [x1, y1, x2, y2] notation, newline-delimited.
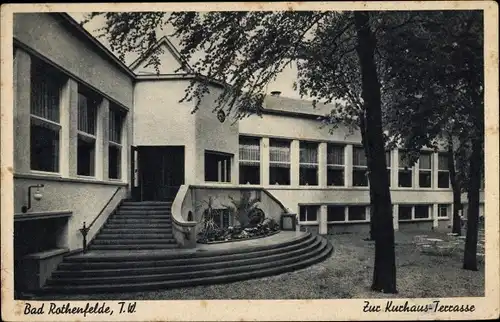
[48, 238, 327, 285]
[88, 244, 179, 250]
[92, 239, 177, 245]
[43, 238, 333, 293]
[73, 232, 312, 262]
[62, 233, 316, 270]
[53, 237, 323, 278]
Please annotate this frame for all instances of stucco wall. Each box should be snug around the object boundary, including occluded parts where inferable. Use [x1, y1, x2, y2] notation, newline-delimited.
[13, 13, 133, 107]
[14, 177, 127, 251]
[327, 223, 371, 234]
[239, 113, 361, 143]
[133, 80, 197, 183]
[267, 188, 453, 215]
[194, 87, 240, 183]
[399, 220, 434, 231]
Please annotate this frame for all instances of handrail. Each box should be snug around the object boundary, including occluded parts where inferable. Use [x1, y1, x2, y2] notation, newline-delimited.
[79, 186, 123, 252]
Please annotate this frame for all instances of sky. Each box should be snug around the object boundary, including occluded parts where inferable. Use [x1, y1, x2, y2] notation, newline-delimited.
[69, 12, 303, 99]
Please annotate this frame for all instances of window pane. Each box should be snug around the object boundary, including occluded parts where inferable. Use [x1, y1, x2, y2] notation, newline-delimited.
[419, 152, 432, 170]
[327, 168, 344, 186]
[438, 153, 449, 170]
[327, 144, 344, 165]
[270, 166, 290, 185]
[109, 107, 124, 143]
[353, 147, 367, 166]
[348, 206, 366, 221]
[270, 139, 290, 163]
[398, 206, 412, 220]
[300, 141, 318, 164]
[205, 152, 232, 182]
[30, 123, 59, 172]
[239, 136, 260, 161]
[327, 206, 345, 222]
[299, 206, 318, 222]
[438, 204, 449, 217]
[419, 172, 432, 188]
[109, 145, 121, 179]
[78, 92, 98, 135]
[353, 169, 368, 186]
[415, 205, 430, 219]
[31, 59, 61, 122]
[438, 172, 450, 188]
[398, 152, 411, 168]
[239, 164, 260, 184]
[299, 167, 318, 186]
[398, 170, 412, 187]
[386, 151, 391, 167]
[77, 136, 95, 176]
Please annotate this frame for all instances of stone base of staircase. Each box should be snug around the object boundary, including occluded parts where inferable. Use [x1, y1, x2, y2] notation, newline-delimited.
[41, 231, 333, 294]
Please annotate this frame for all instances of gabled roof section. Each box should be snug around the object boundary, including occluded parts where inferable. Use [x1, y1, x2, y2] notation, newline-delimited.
[129, 36, 193, 74]
[54, 13, 135, 78]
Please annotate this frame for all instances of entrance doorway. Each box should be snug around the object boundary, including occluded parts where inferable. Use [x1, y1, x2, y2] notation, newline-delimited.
[131, 146, 185, 201]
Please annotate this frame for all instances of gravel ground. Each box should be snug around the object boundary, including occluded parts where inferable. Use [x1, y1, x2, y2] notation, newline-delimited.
[30, 229, 485, 300]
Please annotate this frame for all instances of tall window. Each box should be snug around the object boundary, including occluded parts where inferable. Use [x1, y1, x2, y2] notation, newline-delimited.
[299, 141, 318, 186]
[205, 151, 232, 182]
[414, 204, 431, 219]
[269, 139, 290, 185]
[398, 151, 412, 187]
[419, 152, 432, 188]
[348, 205, 368, 221]
[299, 205, 319, 223]
[30, 58, 64, 172]
[77, 88, 99, 176]
[438, 153, 450, 188]
[109, 105, 124, 179]
[239, 136, 260, 184]
[398, 205, 412, 220]
[438, 204, 450, 218]
[327, 144, 345, 186]
[327, 205, 345, 222]
[353, 146, 368, 186]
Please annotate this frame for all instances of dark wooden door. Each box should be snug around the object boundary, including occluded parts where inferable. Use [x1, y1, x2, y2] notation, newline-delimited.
[137, 146, 185, 201]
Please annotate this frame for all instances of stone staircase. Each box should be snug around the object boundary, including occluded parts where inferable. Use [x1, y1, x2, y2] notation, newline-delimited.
[89, 201, 177, 250]
[42, 230, 333, 294]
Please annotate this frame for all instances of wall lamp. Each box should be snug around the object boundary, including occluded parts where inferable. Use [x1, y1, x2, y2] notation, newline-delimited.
[21, 184, 45, 213]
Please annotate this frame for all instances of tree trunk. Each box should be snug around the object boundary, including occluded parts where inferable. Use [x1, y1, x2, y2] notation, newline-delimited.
[360, 115, 377, 241]
[354, 11, 397, 293]
[447, 138, 462, 236]
[462, 137, 481, 270]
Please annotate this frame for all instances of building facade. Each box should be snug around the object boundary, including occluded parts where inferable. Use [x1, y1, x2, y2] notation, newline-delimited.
[12, 12, 485, 263]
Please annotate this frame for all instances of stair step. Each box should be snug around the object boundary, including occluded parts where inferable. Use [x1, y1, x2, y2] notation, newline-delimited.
[43, 239, 333, 293]
[88, 244, 179, 250]
[107, 218, 171, 223]
[99, 228, 173, 234]
[116, 211, 171, 216]
[121, 202, 172, 207]
[104, 224, 173, 229]
[62, 234, 316, 269]
[54, 238, 322, 278]
[95, 233, 174, 240]
[48, 238, 326, 285]
[92, 239, 177, 245]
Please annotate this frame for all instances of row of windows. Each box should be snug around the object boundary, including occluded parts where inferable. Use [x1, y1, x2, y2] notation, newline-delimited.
[29, 57, 125, 179]
[299, 204, 450, 223]
[239, 136, 451, 189]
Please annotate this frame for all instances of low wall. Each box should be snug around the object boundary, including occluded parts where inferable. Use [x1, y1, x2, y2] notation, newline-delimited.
[14, 176, 128, 251]
[327, 223, 370, 234]
[398, 220, 434, 231]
